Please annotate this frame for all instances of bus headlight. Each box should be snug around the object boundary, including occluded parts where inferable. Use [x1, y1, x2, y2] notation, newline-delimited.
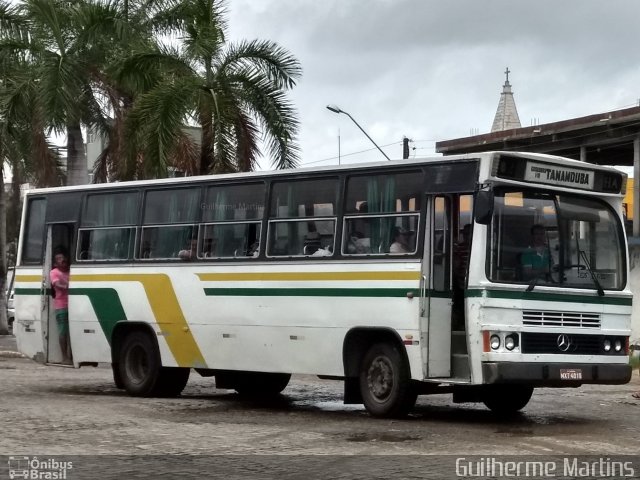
[490, 335, 500, 350]
[603, 339, 612, 352]
[505, 335, 518, 351]
[614, 339, 623, 352]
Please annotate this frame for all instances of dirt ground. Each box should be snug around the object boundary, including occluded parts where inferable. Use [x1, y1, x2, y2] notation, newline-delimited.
[1, 334, 639, 478]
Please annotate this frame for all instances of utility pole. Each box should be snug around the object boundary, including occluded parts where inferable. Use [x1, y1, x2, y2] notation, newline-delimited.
[402, 137, 410, 159]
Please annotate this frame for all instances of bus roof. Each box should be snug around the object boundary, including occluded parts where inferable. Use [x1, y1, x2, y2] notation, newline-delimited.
[23, 151, 625, 196]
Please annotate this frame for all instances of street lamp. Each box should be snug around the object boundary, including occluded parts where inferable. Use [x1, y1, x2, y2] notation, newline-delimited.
[326, 105, 391, 161]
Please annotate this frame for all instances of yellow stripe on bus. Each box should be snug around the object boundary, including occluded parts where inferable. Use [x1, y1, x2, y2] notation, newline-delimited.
[15, 275, 42, 282]
[196, 271, 422, 282]
[72, 274, 207, 369]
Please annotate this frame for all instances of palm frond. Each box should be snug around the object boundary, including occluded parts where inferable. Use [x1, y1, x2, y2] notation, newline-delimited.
[127, 76, 197, 177]
[233, 110, 259, 172]
[218, 39, 302, 90]
[228, 69, 300, 169]
[168, 129, 199, 175]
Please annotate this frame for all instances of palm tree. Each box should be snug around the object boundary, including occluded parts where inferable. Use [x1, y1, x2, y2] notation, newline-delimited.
[85, 0, 175, 182]
[0, 0, 145, 186]
[123, 0, 302, 176]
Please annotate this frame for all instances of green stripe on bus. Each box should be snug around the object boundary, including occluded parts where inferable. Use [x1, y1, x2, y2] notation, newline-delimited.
[465, 289, 632, 306]
[15, 288, 41, 295]
[15, 287, 127, 344]
[70, 288, 127, 344]
[203, 288, 421, 298]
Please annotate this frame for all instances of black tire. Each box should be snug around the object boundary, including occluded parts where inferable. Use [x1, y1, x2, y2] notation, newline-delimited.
[112, 363, 125, 389]
[234, 372, 291, 396]
[118, 331, 162, 396]
[359, 342, 417, 418]
[483, 385, 534, 415]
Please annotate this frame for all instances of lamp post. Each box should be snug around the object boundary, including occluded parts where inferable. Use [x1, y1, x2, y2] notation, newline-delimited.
[326, 105, 391, 161]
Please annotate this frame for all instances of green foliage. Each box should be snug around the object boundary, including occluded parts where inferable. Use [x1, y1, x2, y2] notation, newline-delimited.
[0, 0, 302, 184]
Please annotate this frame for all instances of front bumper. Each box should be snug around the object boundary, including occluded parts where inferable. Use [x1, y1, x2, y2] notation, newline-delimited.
[482, 362, 632, 386]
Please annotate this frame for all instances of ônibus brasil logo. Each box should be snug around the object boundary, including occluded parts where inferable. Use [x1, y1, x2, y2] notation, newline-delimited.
[8, 456, 73, 479]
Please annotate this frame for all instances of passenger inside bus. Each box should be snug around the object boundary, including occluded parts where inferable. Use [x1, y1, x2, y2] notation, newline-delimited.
[453, 224, 471, 286]
[202, 238, 214, 257]
[303, 231, 322, 255]
[452, 224, 472, 331]
[347, 231, 370, 254]
[178, 237, 198, 261]
[389, 227, 411, 253]
[247, 240, 259, 257]
[519, 224, 553, 281]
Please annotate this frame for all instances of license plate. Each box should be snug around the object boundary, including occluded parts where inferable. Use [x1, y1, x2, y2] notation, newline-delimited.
[560, 368, 582, 380]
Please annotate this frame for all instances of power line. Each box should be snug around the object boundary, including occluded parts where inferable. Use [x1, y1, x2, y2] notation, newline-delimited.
[301, 140, 403, 166]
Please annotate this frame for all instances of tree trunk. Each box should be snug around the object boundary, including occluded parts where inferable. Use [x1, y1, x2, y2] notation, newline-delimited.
[199, 106, 214, 175]
[66, 122, 89, 185]
[0, 183, 9, 335]
[8, 161, 22, 259]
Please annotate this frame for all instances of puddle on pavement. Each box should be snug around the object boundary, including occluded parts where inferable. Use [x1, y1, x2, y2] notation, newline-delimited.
[345, 433, 421, 443]
[292, 399, 363, 412]
[494, 427, 535, 436]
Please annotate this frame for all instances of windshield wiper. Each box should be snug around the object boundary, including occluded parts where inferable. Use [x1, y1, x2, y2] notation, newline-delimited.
[526, 274, 543, 292]
[578, 249, 605, 297]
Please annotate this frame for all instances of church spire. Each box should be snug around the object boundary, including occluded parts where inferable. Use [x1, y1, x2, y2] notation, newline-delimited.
[491, 67, 521, 132]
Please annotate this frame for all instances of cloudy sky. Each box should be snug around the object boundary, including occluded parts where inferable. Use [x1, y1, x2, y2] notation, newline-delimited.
[225, 0, 640, 170]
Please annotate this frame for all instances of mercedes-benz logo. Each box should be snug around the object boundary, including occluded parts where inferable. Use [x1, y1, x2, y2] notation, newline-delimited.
[557, 334, 572, 352]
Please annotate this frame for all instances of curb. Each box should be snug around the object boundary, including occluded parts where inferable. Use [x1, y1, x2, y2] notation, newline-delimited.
[0, 351, 25, 358]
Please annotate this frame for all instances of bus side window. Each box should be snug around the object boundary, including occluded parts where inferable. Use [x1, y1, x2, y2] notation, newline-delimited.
[21, 198, 47, 265]
[200, 223, 262, 259]
[267, 178, 338, 258]
[432, 196, 449, 291]
[79, 192, 139, 261]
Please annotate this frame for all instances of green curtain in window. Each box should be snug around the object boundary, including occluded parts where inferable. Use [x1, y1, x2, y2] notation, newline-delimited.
[156, 194, 182, 256]
[367, 177, 380, 250]
[380, 176, 396, 252]
[211, 190, 228, 255]
[122, 195, 138, 224]
[286, 185, 300, 254]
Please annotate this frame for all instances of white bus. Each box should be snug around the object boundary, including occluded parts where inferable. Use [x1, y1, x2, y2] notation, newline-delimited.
[13, 152, 632, 417]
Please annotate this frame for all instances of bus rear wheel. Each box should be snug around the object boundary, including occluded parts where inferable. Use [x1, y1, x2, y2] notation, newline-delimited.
[359, 342, 417, 418]
[482, 385, 533, 415]
[118, 331, 189, 397]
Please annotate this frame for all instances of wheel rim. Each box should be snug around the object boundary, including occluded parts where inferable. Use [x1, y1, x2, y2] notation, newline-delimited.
[366, 355, 394, 403]
[125, 343, 149, 385]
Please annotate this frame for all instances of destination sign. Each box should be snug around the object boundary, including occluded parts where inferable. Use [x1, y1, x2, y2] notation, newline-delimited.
[524, 161, 595, 190]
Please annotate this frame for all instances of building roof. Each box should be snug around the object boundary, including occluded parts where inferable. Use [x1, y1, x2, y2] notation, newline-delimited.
[436, 105, 640, 166]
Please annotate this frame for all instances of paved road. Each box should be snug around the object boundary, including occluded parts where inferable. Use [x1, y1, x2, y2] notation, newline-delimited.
[1, 334, 639, 478]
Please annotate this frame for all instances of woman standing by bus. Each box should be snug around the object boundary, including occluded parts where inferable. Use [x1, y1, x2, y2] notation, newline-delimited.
[50, 248, 71, 364]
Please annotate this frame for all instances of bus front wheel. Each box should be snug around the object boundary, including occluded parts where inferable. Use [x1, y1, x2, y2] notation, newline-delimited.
[118, 331, 161, 396]
[482, 385, 534, 415]
[359, 342, 417, 418]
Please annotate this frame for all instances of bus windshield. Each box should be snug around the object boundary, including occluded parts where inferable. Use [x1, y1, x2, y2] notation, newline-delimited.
[488, 189, 626, 291]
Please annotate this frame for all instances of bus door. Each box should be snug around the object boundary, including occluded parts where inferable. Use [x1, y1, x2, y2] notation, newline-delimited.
[42, 222, 75, 365]
[421, 195, 452, 378]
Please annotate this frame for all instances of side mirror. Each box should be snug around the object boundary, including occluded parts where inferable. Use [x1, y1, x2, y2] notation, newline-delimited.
[475, 190, 494, 225]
